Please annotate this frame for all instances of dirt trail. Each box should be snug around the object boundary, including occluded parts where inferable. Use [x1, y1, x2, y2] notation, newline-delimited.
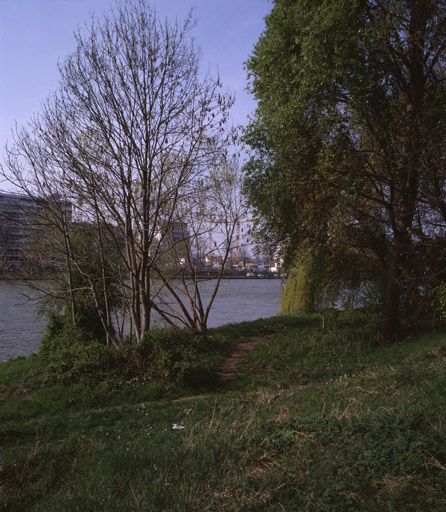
[218, 337, 264, 381]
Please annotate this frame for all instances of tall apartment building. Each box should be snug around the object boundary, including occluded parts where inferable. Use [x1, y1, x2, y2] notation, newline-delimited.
[0, 192, 72, 272]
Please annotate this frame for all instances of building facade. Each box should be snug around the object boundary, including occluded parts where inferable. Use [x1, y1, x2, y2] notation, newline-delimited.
[0, 192, 72, 272]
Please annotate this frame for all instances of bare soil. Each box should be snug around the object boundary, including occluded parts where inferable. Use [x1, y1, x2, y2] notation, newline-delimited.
[218, 337, 264, 381]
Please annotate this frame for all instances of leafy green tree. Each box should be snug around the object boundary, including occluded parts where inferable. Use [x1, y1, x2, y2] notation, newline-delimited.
[245, 0, 446, 340]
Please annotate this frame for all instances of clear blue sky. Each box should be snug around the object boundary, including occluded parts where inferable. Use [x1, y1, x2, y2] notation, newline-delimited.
[0, 0, 271, 162]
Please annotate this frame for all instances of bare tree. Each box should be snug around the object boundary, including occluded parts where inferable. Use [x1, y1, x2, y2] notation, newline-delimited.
[1, 0, 235, 342]
[151, 156, 247, 333]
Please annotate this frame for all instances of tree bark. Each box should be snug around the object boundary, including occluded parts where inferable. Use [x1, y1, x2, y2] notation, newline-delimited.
[381, 248, 402, 342]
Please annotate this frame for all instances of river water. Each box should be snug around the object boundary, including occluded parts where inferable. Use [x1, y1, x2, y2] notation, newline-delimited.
[0, 279, 282, 361]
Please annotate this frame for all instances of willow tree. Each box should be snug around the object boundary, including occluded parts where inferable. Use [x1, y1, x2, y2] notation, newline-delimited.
[3, 0, 234, 341]
[245, 0, 446, 340]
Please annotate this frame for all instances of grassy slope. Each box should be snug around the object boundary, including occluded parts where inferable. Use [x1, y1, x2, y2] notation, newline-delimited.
[1, 315, 445, 511]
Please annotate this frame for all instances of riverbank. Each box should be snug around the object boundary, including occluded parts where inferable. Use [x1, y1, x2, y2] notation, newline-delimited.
[0, 279, 281, 361]
[1, 313, 445, 510]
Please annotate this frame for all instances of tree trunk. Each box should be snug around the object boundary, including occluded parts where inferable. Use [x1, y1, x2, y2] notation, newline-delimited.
[381, 253, 401, 342]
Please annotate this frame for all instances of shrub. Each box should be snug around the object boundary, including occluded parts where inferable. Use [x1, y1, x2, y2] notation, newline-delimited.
[39, 323, 113, 384]
[39, 311, 128, 385]
[140, 328, 211, 385]
[39, 311, 218, 388]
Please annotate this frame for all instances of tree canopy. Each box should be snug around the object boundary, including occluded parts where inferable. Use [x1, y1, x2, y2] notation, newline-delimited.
[244, 0, 446, 340]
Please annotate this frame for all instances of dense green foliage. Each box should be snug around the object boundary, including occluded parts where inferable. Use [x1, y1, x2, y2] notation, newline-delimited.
[244, 0, 446, 340]
[37, 321, 225, 392]
[40, 223, 124, 346]
[281, 252, 316, 313]
[1, 315, 445, 510]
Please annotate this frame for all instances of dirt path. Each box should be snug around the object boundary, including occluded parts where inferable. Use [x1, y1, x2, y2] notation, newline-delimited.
[218, 337, 264, 381]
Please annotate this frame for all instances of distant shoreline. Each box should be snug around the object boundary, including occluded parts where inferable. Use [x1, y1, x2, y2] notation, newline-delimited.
[0, 275, 281, 282]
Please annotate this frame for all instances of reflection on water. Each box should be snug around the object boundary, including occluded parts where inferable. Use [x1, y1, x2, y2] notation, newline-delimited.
[0, 279, 282, 361]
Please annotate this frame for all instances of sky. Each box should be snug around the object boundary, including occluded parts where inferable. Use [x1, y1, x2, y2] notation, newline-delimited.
[0, 0, 271, 185]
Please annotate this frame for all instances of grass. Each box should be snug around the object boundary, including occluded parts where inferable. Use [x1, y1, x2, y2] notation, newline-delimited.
[1, 313, 445, 511]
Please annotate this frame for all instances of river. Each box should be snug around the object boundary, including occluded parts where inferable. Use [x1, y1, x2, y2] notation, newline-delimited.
[0, 279, 282, 361]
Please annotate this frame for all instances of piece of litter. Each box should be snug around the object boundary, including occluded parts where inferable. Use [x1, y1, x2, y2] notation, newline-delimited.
[172, 423, 185, 430]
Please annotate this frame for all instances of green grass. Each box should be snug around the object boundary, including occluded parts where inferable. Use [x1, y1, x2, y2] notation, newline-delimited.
[1, 314, 445, 511]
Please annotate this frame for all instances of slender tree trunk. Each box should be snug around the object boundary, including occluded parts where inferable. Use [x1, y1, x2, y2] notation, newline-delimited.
[141, 271, 151, 337]
[62, 226, 77, 328]
[381, 251, 401, 342]
[93, 202, 115, 346]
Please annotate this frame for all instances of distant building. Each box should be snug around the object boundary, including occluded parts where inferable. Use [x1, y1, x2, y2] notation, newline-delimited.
[0, 192, 72, 272]
[167, 221, 189, 256]
[154, 220, 190, 268]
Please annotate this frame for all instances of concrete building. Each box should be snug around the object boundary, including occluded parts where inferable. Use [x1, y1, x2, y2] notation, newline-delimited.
[153, 220, 190, 269]
[0, 192, 71, 272]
